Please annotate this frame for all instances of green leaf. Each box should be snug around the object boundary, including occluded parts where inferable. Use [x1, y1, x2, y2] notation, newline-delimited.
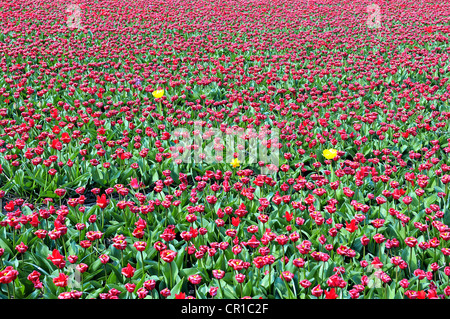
[242, 279, 252, 297]
[424, 193, 438, 207]
[106, 263, 123, 285]
[0, 237, 13, 256]
[222, 283, 238, 298]
[273, 277, 287, 298]
[167, 277, 185, 299]
[179, 267, 198, 278]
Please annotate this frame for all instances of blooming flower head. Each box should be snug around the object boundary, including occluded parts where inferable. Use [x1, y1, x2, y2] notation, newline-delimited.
[230, 158, 240, 168]
[152, 89, 164, 98]
[323, 149, 338, 160]
[188, 274, 202, 285]
[47, 249, 66, 269]
[0, 266, 19, 284]
[96, 194, 109, 209]
[345, 219, 358, 233]
[175, 292, 186, 299]
[121, 263, 136, 278]
[160, 249, 177, 263]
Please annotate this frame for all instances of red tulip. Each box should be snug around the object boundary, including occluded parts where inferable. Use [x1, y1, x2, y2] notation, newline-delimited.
[325, 288, 338, 299]
[61, 132, 71, 143]
[175, 292, 186, 299]
[53, 188, 66, 197]
[345, 219, 358, 233]
[96, 194, 109, 209]
[51, 138, 63, 150]
[53, 273, 69, 287]
[15, 242, 28, 254]
[160, 249, 177, 263]
[284, 211, 294, 222]
[311, 284, 323, 297]
[405, 237, 418, 248]
[188, 274, 202, 285]
[47, 249, 66, 269]
[0, 266, 19, 284]
[121, 263, 136, 278]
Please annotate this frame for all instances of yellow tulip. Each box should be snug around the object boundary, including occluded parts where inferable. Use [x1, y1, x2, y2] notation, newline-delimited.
[323, 149, 338, 160]
[230, 158, 240, 168]
[152, 89, 164, 99]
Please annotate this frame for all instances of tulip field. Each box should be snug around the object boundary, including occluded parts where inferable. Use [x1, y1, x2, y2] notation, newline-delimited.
[1, 0, 450, 300]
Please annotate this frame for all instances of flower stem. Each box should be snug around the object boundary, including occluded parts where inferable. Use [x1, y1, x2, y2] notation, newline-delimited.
[169, 262, 173, 288]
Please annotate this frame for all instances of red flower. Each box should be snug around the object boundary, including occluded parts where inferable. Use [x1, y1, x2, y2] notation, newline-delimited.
[4, 201, 14, 212]
[137, 287, 148, 299]
[345, 219, 358, 233]
[304, 194, 316, 205]
[160, 249, 177, 263]
[99, 254, 110, 264]
[376, 196, 387, 205]
[231, 217, 240, 227]
[125, 283, 135, 293]
[51, 138, 63, 150]
[53, 273, 69, 287]
[0, 266, 19, 284]
[160, 227, 176, 242]
[52, 125, 61, 134]
[427, 289, 438, 299]
[235, 273, 246, 283]
[188, 274, 202, 285]
[392, 188, 406, 200]
[325, 288, 338, 299]
[284, 211, 293, 222]
[96, 194, 109, 209]
[129, 178, 139, 189]
[210, 286, 218, 297]
[54, 188, 66, 197]
[371, 257, 384, 269]
[47, 249, 66, 269]
[360, 234, 370, 246]
[61, 132, 71, 143]
[213, 269, 225, 279]
[246, 235, 260, 249]
[373, 233, 386, 244]
[175, 292, 186, 299]
[280, 271, 294, 282]
[276, 234, 289, 246]
[50, 109, 58, 119]
[405, 237, 418, 248]
[133, 241, 147, 252]
[121, 263, 136, 278]
[417, 290, 427, 299]
[27, 270, 41, 283]
[160, 288, 171, 298]
[15, 242, 28, 254]
[300, 279, 311, 289]
[154, 241, 167, 252]
[144, 279, 156, 291]
[311, 284, 323, 297]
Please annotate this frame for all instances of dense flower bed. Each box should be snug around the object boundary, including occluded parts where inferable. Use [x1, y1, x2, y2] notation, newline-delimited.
[1, 0, 450, 299]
